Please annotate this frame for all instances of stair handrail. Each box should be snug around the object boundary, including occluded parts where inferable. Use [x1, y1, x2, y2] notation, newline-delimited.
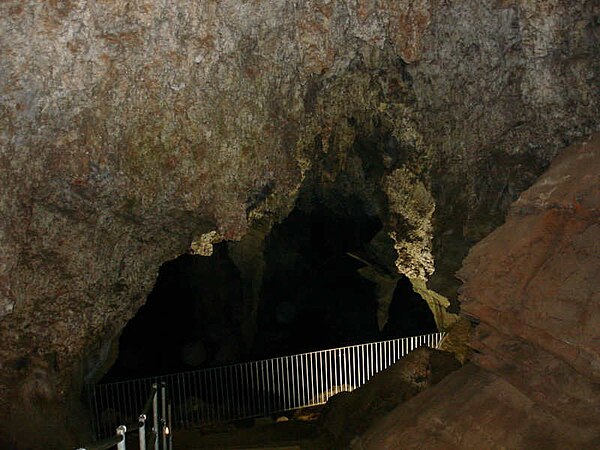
[76, 382, 173, 450]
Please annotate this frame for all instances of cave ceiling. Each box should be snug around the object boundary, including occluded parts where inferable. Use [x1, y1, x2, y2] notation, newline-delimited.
[0, 0, 599, 447]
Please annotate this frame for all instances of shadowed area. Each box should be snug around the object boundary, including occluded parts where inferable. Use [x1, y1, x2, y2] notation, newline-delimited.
[102, 203, 438, 382]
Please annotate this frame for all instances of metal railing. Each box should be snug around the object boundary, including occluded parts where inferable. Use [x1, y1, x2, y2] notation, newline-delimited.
[79, 382, 173, 450]
[89, 332, 445, 439]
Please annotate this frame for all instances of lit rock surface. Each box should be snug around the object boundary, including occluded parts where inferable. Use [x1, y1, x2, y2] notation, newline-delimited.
[0, 1, 599, 447]
[358, 135, 600, 449]
[321, 346, 461, 448]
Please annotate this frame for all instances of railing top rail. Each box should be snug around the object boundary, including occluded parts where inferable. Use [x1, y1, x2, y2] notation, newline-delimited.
[96, 331, 445, 387]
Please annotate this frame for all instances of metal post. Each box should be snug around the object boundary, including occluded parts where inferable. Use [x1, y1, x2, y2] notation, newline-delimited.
[116, 425, 127, 450]
[152, 384, 159, 450]
[161, 382, 167, 450]
[138, 414, 147, 450]
[167, 403, 173, 450]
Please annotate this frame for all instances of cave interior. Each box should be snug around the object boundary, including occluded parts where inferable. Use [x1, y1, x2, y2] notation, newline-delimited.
[103, 198, 437, 383]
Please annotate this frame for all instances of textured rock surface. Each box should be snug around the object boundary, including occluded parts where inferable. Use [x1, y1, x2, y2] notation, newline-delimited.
[320, 347, 461, 448]
[357, 364, 600, 450]
[357, 135, 600, 449]
[0, 1, 599, 447]
[459, 133, 600, 428]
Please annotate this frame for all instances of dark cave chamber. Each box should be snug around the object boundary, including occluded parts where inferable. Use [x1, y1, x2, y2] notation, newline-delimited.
[101, 244, 244, 382]
[101, 203, 437, 383]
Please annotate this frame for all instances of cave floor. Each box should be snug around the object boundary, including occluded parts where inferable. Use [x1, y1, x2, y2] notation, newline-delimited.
[173, 413, 334, 450]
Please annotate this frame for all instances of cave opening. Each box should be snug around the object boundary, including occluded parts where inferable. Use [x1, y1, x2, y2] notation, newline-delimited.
[101, 201, 438, 384]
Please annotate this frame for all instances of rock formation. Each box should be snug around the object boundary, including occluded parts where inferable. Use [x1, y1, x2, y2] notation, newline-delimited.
[321, 346, 461, 448]
[0, 1, 598, 448]
[357, 135, 600, 449]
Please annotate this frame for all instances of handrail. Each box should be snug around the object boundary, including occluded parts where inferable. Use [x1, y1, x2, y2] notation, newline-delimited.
[89, 332, 445, 438]
[98, 332, 445, 386]
[77, 383, 173, 450]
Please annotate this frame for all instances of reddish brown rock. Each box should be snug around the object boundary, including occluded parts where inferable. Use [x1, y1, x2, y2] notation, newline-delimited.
[460, 134, 600, 425]
[357, 364, 600, 450]
[320, 347, 461, 448]
[358, 135, 600, 448]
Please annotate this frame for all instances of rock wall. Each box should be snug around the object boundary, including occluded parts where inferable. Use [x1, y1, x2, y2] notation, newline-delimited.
[358, 135, 600, 449]
[0, 1, 598, 447]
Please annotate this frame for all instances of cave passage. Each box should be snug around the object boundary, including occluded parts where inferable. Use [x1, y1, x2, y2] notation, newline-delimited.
[101, 203, 437, 383]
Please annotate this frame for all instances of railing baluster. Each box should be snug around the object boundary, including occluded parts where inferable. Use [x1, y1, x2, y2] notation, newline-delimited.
[345, 348, 350, 392]
[371, 344, 376, 377]
[233, 364, 239, 419]
[279, 357, 287, 411]
[310, 352, 315, 405]
[363, 345, 368, 383]
[352, 346, 357, 389]
[200, 371, 207, 425]
[242, 362, 249, 418]
[308, 353, 312, 405]
[290, 356, 295, 411]
[341, 348, 346, 391]
[255, 360, 261, 417]
[288, 356, 293, 410]
[319, 352, 325, 402]
[224, 366, 230, 421]
[188, 374, 196, 427]
[297, 355, 302, 408]
[316, 352, 321, 403]
[305, 353, 311, 406]
[310, 352, 314, 403]
[367, 344, 371, 380]
[304, 353, 309, 406]
[195, 371, 202, 425]
[338, 348, 343, 391]
[223, 366, 229, 421]
[270, 358, 274, 413]
[276, 358, 281, 413]
[197, 370, 205, 423]
[213, 369, 221, 423]
[327, 350, 332, 396]
[260, 361, 267, 416]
